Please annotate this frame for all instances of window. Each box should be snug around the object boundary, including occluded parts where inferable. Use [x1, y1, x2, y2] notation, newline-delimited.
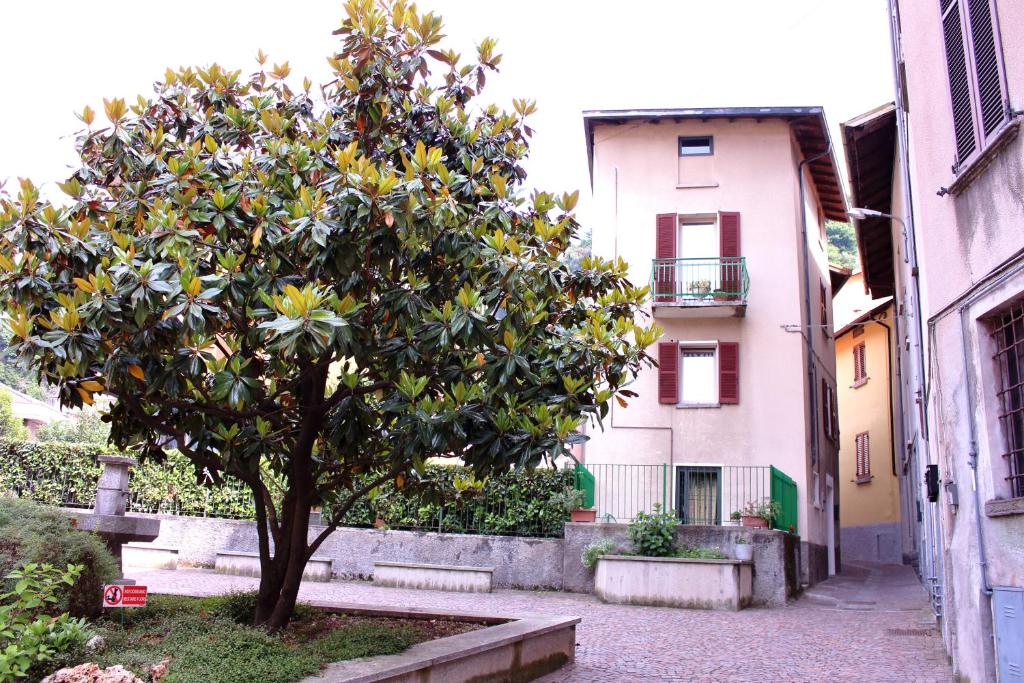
[853, 342, 867, 387]
[855, 432, 871, 482]
[822, 380, 838, 442]
[680, 348, 717, 405]
[678, 136, 713, 156]
[675, 466, 721, 524]
[990, 301, 1024, 498]
[820, 282, 829, 336]
[940, 0, 1009, 171]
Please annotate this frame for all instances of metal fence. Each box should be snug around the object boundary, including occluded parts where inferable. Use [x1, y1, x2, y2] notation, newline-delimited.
[650, 257, 749, 304]
[577, 462, 798, 533]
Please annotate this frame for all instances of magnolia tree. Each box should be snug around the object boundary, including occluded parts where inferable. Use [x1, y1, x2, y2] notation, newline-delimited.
[0, 0, 658, 628]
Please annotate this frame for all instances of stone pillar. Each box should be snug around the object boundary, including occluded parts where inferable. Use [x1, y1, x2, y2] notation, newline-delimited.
[95, 456, 134, 516]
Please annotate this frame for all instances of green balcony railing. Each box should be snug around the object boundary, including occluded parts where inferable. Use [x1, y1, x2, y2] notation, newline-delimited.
[650, 257, 749, 305]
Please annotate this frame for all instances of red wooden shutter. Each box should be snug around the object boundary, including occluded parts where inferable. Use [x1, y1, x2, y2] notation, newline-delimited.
[658, 341, 679, 404]
[718, 342, 739, 404]
[719, 212, 741, 299]
[853, 342, 867, 383]
[654, 214, 677, 302]
[941, 0, 978, 164]
[855, 432, 870, 478]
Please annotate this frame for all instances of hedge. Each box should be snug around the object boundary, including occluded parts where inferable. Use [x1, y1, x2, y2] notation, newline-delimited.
[0, 440, 576, 537]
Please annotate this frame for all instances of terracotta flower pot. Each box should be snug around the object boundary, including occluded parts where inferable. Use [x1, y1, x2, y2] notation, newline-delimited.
[373, 517, 386, 529]
[571, 508, 597, 523]
[740, 515, 768, 528]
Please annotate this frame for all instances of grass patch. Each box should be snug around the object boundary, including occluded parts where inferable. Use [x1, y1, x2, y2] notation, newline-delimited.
[86, 593, 431, 683]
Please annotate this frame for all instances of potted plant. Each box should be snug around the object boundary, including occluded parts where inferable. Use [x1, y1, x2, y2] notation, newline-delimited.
[739, 499, 780, 528]
[725, 510, 742, 527]
[688, 279, 713, 297]
[734, 537, 753, 561]
[551, 487, 596, 522]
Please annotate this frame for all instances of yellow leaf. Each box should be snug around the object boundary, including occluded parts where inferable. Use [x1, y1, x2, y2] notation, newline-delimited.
[127, 364, 145, 381]
[395, 473, 406, 489]
[73, 277, 95, 293]
[503, 331, 514, 349]
[475, 352, 486, 367]
[80, 380, 104, 392]
[615, 395, 628, 409]
[81, 106, 95, 126]
[252, 225, 263, 248]
[76, 388, 94, 405]
[204, 135, 218, 154]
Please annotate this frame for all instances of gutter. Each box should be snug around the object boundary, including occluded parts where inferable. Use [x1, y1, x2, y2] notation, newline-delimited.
[797, 146, 832, 468]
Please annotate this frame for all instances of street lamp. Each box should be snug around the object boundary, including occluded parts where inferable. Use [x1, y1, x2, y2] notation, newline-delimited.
[848, 207, 909, 264]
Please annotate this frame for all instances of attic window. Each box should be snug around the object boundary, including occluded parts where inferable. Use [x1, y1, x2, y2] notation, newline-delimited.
[679, 136, 713, 156]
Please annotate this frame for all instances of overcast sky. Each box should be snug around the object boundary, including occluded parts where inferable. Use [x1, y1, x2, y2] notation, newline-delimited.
[0, 0, 894, 216]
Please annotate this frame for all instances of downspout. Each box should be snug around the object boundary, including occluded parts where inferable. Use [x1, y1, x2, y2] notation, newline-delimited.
[797, 146, 831, 470]
[958, 305, 993, 597]
[872, 316, 899, 476]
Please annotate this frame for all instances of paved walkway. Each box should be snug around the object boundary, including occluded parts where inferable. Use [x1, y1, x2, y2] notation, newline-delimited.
[130, 561, 952, 682]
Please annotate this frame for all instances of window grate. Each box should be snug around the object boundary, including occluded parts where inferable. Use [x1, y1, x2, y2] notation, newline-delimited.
[991, 301, 1024, 498]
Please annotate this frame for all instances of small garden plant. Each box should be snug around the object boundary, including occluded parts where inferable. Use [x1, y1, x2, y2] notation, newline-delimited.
[739, 499, 781, 525]
[628, 504, 679, 557]
[0, 563, 91, 681]
[581, 539, 616, 570]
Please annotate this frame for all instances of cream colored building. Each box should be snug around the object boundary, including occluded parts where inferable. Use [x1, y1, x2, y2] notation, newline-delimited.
[832, 272, 906, 564]
[582, 107, 846, 584]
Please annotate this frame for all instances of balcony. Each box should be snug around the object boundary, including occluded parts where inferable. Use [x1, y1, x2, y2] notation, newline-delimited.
[649, 257, 749, 317]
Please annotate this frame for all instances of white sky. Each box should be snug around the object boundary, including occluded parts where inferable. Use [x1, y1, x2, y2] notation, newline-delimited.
[0, 0, 895, 219]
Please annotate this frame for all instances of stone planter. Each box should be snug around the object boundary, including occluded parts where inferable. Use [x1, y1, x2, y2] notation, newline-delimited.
[741, 515, 769, 528]
[734, 543, 754, 561]
[595, 555, 753, 610]
[570, 508, 597, 523]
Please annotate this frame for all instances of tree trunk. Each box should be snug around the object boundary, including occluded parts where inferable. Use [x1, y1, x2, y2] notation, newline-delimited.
[252, 494, 313, 631]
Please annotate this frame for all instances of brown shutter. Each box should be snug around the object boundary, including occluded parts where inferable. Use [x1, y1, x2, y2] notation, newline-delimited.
[658, 341, 679, 404]
[719, 212, 741, 298]
[966, 0, 1007, 136]
[822, 378, 830, 437]
[718, 342, 739, 404]
[856, 432, 871, 478]
[655, 214, 677, 302]
[942, 0, 978, 164]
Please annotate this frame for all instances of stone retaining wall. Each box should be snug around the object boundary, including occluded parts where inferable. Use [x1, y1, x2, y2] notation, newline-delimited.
[123, 513, 800, 601]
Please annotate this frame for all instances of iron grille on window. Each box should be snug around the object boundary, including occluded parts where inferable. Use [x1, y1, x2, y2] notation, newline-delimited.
[991, 302, 1024, 498]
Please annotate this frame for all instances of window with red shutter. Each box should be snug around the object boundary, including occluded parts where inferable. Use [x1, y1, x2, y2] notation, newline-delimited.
[718, 342, 739, 404]
[820, 281, 829, 336]
[719, 212, 741, 299]
[658, 341, 679, 404]
[654, 214, 677, 302]
[855, 432, 871, 481]
[853, 342, 867, 386]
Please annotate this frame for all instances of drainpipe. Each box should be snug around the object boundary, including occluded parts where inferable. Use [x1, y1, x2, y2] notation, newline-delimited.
[797, 146, 831, 471]
[958, 305, 993, 597]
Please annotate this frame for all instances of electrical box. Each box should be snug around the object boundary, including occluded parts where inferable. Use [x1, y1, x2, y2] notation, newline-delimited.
[926, 464, 939, 502]
[994, 587, 1024, 680]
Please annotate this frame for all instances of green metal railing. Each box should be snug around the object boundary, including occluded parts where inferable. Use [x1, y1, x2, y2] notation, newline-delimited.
[650, 257, 749, 304]
[574, 462, 798, 534]
[770, 465, 799, 533]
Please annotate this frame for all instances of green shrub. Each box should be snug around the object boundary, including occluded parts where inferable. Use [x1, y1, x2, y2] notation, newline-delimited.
[0, 439, 576, 537]
[35, 412, 110, 445]
[306, 622, 417, 662]
[675, 546, 726, 560]
[0, 562, 91, 682]
[0, 390, 26, 442]
[0, 497, 118, 619]
[628, 504, 678, 557]
[581, 539, 616, 570]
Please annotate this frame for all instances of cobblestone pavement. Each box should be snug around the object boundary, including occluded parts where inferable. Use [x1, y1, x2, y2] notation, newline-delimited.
[130, 561, 952, 682]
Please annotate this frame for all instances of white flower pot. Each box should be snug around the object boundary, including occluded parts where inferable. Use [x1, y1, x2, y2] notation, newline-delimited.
[734, 543, 754, 561]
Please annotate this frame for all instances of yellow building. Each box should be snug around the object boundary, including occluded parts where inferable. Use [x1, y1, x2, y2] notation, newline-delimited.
[833, 271, 905, 564]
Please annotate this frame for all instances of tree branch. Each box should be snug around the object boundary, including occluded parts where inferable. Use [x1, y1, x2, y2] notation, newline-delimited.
[306, 465, 401, 560]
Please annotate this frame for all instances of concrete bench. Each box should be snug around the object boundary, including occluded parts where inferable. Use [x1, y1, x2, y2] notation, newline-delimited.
[373, 561, 494, 593]
[214, 551, 334, 583]
[122, 543, 179, 570]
